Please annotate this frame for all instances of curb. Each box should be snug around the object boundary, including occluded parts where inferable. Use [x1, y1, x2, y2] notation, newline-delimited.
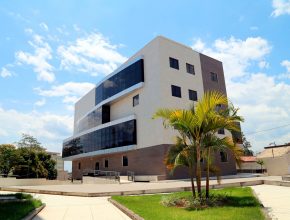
[22, 203, 46, 220]
[108, 198, 144, 220]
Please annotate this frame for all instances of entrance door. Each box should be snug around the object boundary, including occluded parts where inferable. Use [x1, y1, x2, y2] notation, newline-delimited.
[95, 162, 100, 170]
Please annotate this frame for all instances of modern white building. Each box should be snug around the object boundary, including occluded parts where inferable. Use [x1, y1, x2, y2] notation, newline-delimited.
[62, 36, 240, 179]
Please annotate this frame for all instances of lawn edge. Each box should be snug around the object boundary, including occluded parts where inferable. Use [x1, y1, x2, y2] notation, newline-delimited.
[22, 203, 46, 220]
[108, 198, 144, 220]
[250, 189, 272, 220]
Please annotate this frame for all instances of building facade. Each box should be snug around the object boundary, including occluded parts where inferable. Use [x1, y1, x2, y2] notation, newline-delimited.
[62, 36, 238, 179]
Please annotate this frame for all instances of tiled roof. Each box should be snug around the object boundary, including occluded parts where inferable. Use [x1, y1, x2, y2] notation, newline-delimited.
[240, 156, 257, 162]
[257, 145, 290, 158]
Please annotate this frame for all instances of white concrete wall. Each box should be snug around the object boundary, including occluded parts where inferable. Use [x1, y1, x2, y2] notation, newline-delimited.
[74, 87, 96, 133]
[0, 178, 68, 186]
[263, 154, 290, 176]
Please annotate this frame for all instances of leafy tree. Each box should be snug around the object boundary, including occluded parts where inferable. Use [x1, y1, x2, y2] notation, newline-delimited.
[153, 91, 244, 199]
[16, 133, 45, 151]
[242, 133, 254, 156]
[0, 144, 17, 177]
[256, 159, 265, 173]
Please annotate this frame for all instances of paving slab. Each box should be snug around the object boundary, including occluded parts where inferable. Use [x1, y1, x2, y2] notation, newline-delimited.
[251, 185, 290, 220]
[0, 191, 131, 220]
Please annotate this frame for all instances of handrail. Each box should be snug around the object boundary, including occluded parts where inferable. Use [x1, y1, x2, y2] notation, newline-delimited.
[127, 171, 135, 182]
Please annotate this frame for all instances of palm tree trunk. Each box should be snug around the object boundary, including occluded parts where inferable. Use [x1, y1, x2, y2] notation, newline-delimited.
[206, 148, 210, 199]
[189, 165, 196, 198]
[196, 143, 202, 198]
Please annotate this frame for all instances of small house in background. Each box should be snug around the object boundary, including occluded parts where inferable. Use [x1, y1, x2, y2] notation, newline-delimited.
[257, 143, 290, 176]
[237, 156, 261, 173]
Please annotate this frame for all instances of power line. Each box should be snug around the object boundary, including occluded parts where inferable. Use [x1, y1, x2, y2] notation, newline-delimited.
[245, 122, 290, 136]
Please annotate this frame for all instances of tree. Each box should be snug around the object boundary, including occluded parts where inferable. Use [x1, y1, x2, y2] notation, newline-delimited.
[16, 133, 45, 151]
[153, 91, 244, 199]
[0, 144, 17, 177]
[256, 159, 265, 173]
[242, 133, 254, 156]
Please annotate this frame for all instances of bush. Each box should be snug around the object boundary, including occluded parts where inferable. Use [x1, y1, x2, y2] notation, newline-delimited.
[160, 191, 229, 210]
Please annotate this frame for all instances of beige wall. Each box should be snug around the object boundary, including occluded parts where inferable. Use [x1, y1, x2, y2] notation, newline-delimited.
[263, 154, 290, 176]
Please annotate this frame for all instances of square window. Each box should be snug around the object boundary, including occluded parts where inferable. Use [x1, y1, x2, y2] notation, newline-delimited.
[220, 151, 228, 162]
[210, 72, 218, 82]
[122, 156, 128, 167]
[186, 63, 195, 75]
[133, 94, 139, 107]
[188, 89, 197, 101]
[169, 57, 179, 70]
[218, 128, 225, 135]
[104, 159, 108, 168]
[171, 85, 181, 98]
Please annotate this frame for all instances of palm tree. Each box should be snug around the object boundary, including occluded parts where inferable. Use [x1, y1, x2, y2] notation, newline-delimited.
[153, 91, 244, 199]
[165, 136, 197, 197]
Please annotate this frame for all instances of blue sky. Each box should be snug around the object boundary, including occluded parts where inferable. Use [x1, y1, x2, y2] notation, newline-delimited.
[1, 0, 290, 162]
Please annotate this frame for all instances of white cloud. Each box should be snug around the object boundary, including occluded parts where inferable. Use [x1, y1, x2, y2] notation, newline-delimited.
[258, 61, 269, 69]
[192, 36, 290, 152]
[0, 107, 73, 152]
[271, 0, 290, 17]
[34, 98, 46, 107]
[35, 82, 95, 104]
[192, 36, 271, 80]
[0, 67, 12, 78]
[281, 60, 290, 72]
[57, 32, 127, 76]
[15, 34, 55, 82]
[39, 22, 49, 31]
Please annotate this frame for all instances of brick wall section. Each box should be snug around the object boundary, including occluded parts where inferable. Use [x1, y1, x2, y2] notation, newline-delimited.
[72, 145, 237, 179]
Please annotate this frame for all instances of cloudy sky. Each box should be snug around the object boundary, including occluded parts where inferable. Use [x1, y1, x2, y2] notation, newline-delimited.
[0, 0, 290, 157]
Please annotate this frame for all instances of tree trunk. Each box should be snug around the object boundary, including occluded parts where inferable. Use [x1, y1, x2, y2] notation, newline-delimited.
[206, 149, 210, 199]
[196, 143, 202, 198]
[189, 165, 196, 198]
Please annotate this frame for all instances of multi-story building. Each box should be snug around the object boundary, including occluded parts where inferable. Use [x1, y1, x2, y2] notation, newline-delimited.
[62, 36, 239, 179]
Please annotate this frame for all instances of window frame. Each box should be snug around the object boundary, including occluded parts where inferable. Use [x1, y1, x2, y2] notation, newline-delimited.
[220, 151, 228, 163]
[122, 155, 128, 167]
[104, 159, 109, 168]
[171, 85, 182, 98]
[210, 72, 218, 82]
[169, 57, 179, 70]
[186, 63, 195, 75]
[218, 128, 225, 135]
[188, 89, 198, 101]
[133, 94, 139, 107]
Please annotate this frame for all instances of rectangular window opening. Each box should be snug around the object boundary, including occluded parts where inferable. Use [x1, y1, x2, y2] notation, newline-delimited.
[210, 72, 218, 82]
[220, 151, 228, 162]
[122, 155, 128, 167]
[186, 63, 195, 75]
[133, 94, 139, 107]
[104, 159, 109, 168]
[169, 57, 179, 70]
[171, 85, 181, 98]
[188, 89, 197, 101]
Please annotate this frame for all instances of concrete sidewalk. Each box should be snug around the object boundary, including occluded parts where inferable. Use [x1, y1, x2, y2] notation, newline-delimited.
[0, 175, 282, 196]
[251, 185, 290, 220]
[0, 191, 131, 220]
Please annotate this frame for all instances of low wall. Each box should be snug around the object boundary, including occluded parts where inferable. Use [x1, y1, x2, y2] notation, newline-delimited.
[0, 178, 69, 187]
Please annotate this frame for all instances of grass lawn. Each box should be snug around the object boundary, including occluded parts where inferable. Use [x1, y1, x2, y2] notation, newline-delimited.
[0, 193, 42, 220]
[112, 187, 265, 220]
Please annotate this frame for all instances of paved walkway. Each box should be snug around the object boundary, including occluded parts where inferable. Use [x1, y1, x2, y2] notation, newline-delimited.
[4, 175, 281, 195]
[0, 191, 131, 220]
[251, 185, 290, 220]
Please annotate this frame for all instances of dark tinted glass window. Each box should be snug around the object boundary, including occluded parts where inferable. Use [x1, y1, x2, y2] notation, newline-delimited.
[133, 94, 139, 107]
[220, 151, 228, 162]
[95, 59, 144, 105]
[188, 89, 197, 101]
[76, 105, 111, 133]
[186, 63, 195, 74]
[169, 57, 179, 70]
[218, 128, 225, 134]
[104, 159, 108, 168]
[122, 156, 128, 166]
[210, 72, 218, 82]
[171, 85, 181, 98]
[63, 120, 137, 158]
